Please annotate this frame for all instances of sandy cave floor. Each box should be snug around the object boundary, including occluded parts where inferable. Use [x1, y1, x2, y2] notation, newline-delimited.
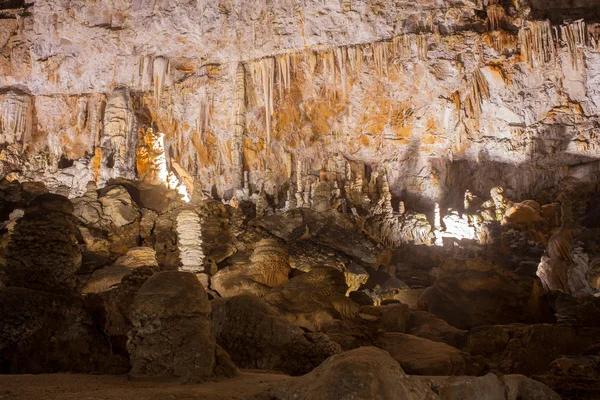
[0, 371, 292, 400]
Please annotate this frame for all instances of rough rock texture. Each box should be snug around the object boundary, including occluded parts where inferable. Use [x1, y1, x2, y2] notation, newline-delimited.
[265, 346, 438, 400]
[212, 238, 291, 297]
[211, 294, 341, 375]
[418, 266, 551, 329]
[3, 194, 82, 294]
[426, 373, 561, 400]
[127, 271, 237, 382]
[464, 324, 600, 376]
[263, 266, 359, 331]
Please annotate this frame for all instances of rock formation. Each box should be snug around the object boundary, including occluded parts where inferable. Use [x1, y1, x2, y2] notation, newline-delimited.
[0, 0, 599, 398]
[127, 271, 237, 382]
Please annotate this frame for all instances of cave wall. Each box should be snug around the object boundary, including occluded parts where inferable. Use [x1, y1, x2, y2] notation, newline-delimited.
[0, 0, 598, 209]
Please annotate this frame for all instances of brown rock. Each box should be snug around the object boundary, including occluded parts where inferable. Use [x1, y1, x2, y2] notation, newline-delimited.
[266, 346, 437, 400]
[377, 333, 476, 376]
[264, 266, 359, 331]
[127, 271, 237, 382]
[211, 294, 341, 375]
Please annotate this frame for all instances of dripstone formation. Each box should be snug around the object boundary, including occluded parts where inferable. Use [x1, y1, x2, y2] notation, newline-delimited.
[0, 0, 600, 399]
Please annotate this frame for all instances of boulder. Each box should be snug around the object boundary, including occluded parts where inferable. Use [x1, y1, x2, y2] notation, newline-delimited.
[377, 333, 475, 375]
[4, 194, 82, 294]
[264, 266, 359, 331]
[536, 355, 600, 399]
[265, 346, 437, 400]
[81, 265, 132, 294]
[0, 287, 128, 374]
[212, 239, 290, 298]
[127, 271, 237, 382]
[407, 311, 468, 349]
[211, 295, 341, 375]
[464, 324, 600, 375]
[418, 268, 551, 329]
[85, 266, 158, 359]
[357, 303, 411, 333]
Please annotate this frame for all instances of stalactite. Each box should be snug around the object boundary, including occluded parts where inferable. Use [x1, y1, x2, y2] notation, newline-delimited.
[196, 89, 211, 139]
[322, 49, 336, 95]
[1, 90, 33, 150]
[483, 30, 518, 54]
[276, 53, 291, 99]
[417, 34, 428, 60]
[176, 209, 205, 273]
[465, 69, 490, 119]
[335, 47, 348, 99]
[394, 34, 413, 59]
[250, 58, 275, 144]
[76, 96, 88, 134]
[232, 63, 246, 191]
[347, 45, 363, 76]
[486, 4, 505, 31]
[560, 20, 587, 70]
[519, 21, 555, 67]
[372, 42, 389, 76]
[153, 56, 169, 107]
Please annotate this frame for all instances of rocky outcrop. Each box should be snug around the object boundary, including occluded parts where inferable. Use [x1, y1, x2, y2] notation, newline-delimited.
[127, 271, 237, 382]
[211, 294, 340, 375]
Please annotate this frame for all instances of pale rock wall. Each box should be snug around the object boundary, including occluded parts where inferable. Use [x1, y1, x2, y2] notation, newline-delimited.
[0, 0, 598, 211]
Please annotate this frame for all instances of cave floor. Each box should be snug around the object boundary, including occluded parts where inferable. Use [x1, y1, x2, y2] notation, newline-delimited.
[0, 371, 291, 399]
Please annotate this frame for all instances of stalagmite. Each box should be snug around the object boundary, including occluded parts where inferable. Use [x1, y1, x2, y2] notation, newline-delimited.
[0, 90, 34, 149]
[398, 201, 406, 216]
[99, 87, 134, 184]
[153, 56, 169, 107]
[176, 209, 205, 273]
[434, 203, 442, 230]
[232, 63, 246, 191]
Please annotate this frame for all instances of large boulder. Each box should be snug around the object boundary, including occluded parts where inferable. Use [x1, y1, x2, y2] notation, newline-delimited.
[4, 194, 82, 294]
[265, 346, 437, 400]
[127, 271, 237, 382]
[211, 295, 341, 375]
[263, 266, 359, 331]
[377, 333, 476, 376]
[211, 239, 291, 297]
[418, 267, 551, 329]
